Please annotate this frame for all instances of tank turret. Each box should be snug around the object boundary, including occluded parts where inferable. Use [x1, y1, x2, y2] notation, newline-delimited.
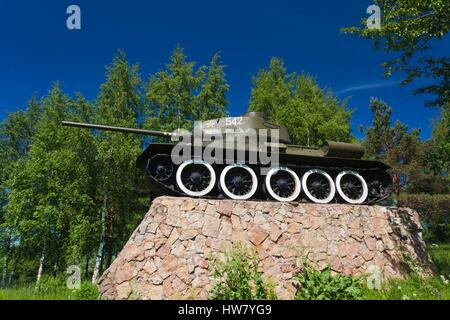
[62, 112, 392, 204]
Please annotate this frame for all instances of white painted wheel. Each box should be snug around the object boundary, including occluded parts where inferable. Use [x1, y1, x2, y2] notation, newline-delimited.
[176, 160, 216, 197]
[220, 164, 258, 200]
[265, 167, 301, 202]
[302, 169, 336, 204]
[335, 170, 368, 204]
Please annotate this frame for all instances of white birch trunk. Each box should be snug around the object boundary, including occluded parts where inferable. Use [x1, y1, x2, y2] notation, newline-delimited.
[1, 238, 10, 289]
[8, 254, 18, 287]
[1, 255, 9, 289]
[92, 194, 108, 284]
[35, 241, 46, 289]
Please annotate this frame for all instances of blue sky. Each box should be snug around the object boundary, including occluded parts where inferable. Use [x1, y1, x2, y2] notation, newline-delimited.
[0, 0, 447, 139]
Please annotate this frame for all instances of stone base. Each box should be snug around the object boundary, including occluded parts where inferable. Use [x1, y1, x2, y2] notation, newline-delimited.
[98, 197, 434, 300]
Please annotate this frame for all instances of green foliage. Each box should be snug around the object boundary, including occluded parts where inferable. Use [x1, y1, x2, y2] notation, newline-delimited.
[71, 282, 99, 300]
[429, 243, 450, 275]
[341, 0, 450, 107]
[0, 97, 41, 163]
[404, 107, 449, 193]
[294, 262, 363, 300]
[0, 285, 73, 300]
[0, 279, 99, 300]
[362, 242, 450, 300]
[94, 51, 146, 265]
[362, 98, 448, 244]
[362, 97, 449, 204]
[362, 274, 450, 300]
[35, 275, 66, 294]
[0, 97, 42, 270]
[145, 46, 228, 133]
[208, 243, 276, 300]
[427, 106, 450, 175]
[364, 98, 421, 165]
[249, 58, 353, 146]
[399, 194, 450, 243]
[5, 84, 98, 268]
[0, 46, 229, 289]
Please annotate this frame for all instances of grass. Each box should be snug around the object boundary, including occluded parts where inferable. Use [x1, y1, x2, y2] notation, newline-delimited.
[1, 243, 448, 300]
[362, 243, 450, 300]
[362, 274, 450, 300]
[0, 286, 74, 300]
[429, 243, 450, 275]
[0, 280, 99, 300]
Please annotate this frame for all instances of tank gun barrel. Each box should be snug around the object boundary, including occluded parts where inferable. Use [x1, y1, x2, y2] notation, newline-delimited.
[61, 121, 175, 138]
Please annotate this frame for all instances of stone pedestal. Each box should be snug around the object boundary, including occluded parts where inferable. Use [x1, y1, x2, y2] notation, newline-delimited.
[98, 197, 433, 300]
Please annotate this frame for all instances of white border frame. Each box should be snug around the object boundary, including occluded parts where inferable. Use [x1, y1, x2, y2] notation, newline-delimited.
[220, 164, 258, 200]
[302, 169, 336, 204]
[335, 170, 368, 204]
[265, 167, 301, 202]
[176, 160, 216, 197]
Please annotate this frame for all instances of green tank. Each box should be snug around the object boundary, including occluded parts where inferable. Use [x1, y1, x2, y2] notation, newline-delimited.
[62, 112, 392, 204]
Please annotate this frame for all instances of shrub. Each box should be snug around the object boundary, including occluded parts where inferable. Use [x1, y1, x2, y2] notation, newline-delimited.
[293, 262, 363, 300]
[35, 275, 67, 294]
[208, 243, 276, 300]
[71, 282, 99, 300]
[399, 193, 450, 243]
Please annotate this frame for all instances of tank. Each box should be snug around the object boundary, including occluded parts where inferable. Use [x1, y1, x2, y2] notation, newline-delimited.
[62, 112, 392, 204]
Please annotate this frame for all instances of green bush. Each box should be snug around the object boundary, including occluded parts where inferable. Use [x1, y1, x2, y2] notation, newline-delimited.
[30, 276, 99, 300]
[71, 282, 99, 300]
[35, 275, 67, 294]
[294, 262, 363, 300]
[208, 243, 276, 300]
[399, 194, 450, 243]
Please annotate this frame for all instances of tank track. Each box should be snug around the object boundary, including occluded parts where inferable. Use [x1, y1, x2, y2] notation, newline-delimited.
[144, 154, 392, 205]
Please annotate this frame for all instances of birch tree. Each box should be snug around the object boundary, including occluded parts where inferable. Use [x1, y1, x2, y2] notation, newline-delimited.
[0, 98, 41, 288]
[5, 84, 97, 286]
[145, 46, 228, 132]
[91, 52, 143, 282]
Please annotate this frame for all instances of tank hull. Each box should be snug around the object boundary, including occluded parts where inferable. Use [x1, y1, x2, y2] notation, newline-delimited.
[137, 143, 392, 204]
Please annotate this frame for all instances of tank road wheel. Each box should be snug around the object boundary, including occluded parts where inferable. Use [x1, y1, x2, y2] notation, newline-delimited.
[302, 169, 336, 204]
[265, 167, 301, 202]
[147, 156, 174, 181]
[336, 170, 368, 204]
[220, 164, 258, 200]
[176, 160, 216, 197]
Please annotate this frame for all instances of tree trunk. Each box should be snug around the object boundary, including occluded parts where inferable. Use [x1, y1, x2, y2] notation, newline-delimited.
[36, 240, 46, 289]
[84, 256, 90, 280]
[307, 130, 310, 147]
[92, 193, 108, 284]
[392, 174, 401, 205]
[1, 255, 9, 289]
[8, 252, 19, 287]
[1, 237, 11, 289]
[53, 242, 60, 277]
[105, 236, 113, 269]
